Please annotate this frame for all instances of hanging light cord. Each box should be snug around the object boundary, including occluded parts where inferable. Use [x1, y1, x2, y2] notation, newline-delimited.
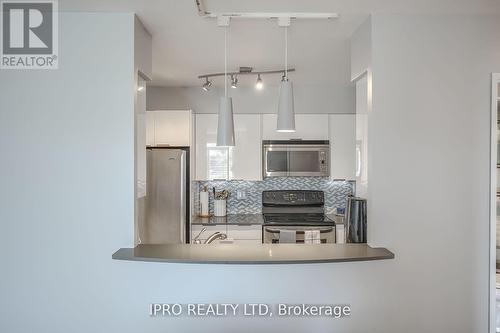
[285, 26, 288, 80]
[224, 26, 227, 97]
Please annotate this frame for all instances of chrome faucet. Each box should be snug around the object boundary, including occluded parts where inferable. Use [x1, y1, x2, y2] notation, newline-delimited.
[192, 227, 206, 244]
[204, 232, 227, 244]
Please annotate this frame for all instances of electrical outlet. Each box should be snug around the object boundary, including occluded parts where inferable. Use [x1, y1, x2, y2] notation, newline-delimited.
[236, 190, 247, 200]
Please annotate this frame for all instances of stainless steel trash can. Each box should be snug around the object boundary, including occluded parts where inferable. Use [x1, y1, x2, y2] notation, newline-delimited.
[345, 196, 367, 243]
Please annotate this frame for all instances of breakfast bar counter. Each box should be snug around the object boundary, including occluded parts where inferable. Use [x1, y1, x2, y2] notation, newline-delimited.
[112, 244, 394, 264]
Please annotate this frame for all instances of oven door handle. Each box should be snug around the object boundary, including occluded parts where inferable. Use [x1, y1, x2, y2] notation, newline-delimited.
[264, 227, 334, 234]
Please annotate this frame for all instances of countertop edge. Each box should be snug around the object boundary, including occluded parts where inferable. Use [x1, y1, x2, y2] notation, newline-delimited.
[112, 245, 395, 265]
[191, 214, 264, 226]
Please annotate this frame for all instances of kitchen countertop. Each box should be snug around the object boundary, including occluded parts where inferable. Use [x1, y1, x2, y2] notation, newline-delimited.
[192, 214, 264, 226]
[327, 214, 345, 224]
[112, 244, 394, 264]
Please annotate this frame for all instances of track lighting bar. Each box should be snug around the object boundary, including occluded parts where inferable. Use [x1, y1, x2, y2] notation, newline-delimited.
[198, 68, 295, 79]
[195, 0, 338, 20]
[206, 12, 338, 20]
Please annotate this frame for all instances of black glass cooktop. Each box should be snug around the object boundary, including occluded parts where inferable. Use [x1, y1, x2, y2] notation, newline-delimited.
[263, 213, 334, 226]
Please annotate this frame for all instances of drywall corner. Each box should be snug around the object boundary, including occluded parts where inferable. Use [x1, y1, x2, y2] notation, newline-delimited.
[134, 15, 153, 79]
[350, 16, 372, 82]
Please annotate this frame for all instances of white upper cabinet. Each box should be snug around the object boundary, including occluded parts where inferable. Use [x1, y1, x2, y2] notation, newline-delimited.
[145, 112, 155, 146]
[136, 113, 147, 197]
[194, 113, 356, 181]
[355, 75, 369, 197]
[231, 114, 262, 181]
[329, 114, 356, 180]
[195, 114, 218, 180]
[135, 80, 147, 198]
[194, 114, 262, 181]
[262, 114, 329, 140]
[146, 110, 192, 147]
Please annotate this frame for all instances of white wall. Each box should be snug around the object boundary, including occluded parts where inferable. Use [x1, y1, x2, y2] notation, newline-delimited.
[134, 16, 153, 80]
[147, 34, 354, 115]
[134, 15, 152, 245]
[2, 11, 500, 333]
[350, 17, 372, 81]
[368, 14, 500, 332]
[0, 12, 136, 332]
[147, 84, 355, 114]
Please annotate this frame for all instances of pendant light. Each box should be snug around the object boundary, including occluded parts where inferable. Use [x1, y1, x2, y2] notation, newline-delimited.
[217, 24, 235, 146]
[276, 22, 296, 132]
[255, 74, 263, 90]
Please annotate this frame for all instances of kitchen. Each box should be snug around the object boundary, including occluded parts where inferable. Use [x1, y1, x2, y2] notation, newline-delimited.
[141, 111, 357, 246]
[3, 0, 500, 332]
[118, 1, 387, 263]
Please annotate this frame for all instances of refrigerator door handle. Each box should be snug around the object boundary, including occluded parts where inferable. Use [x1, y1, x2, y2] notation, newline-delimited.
[179, 151, 186, 244]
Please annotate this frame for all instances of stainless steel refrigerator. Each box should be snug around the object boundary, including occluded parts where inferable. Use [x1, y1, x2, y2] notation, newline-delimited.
[144, 148, 189, 244]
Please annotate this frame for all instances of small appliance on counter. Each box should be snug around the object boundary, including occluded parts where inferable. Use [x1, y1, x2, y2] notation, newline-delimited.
[345, 196, 367, 243]
[262, 190, 335, 244]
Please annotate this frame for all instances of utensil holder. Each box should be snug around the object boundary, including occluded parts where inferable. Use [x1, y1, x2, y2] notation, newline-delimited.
[214, 199, 227, 217]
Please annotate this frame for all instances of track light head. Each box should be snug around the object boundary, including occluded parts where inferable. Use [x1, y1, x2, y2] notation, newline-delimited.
[231, 75, 238, 89]
[255, 74, 263, 90]
[202, 78, 212, 91]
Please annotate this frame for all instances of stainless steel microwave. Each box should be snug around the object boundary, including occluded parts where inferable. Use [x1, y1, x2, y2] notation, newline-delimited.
[262, 140, 330, 177]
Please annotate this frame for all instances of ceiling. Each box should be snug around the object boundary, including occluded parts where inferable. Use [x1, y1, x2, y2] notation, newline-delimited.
[61, 0, 500, 87]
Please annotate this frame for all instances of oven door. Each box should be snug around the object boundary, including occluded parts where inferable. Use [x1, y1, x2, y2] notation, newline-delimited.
[263, 226, 335, 244]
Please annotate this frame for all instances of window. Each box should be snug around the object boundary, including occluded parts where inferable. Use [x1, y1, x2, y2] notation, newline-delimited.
[207, 146, 230, 180]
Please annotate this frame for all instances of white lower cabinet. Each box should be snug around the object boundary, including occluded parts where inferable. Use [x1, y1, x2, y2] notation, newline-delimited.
[328, 114, 356, 180]
[194, 114, 262, 181]
[227, 225, 262, 241]
[191, 224, 262, 244]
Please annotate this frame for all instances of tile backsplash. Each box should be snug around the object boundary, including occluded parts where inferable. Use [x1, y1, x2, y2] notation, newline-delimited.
[193, 177, 355, 215]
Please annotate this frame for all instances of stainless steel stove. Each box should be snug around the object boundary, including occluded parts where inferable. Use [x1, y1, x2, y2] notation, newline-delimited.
[262, 190, 335, 244]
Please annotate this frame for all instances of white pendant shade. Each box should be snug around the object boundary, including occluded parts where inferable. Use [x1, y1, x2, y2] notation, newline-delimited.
[276, 80, 295, 132]
[217, 96, 235, 146]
